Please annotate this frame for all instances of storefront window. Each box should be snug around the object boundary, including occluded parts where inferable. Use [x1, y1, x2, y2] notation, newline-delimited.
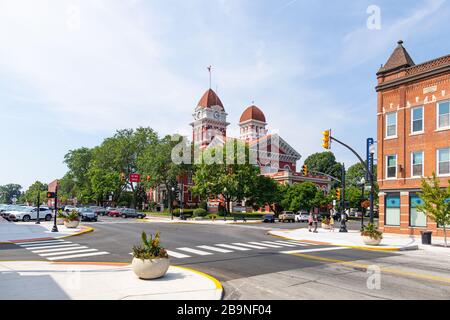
[385, 193, 400, 226]
[409, 194, 427, 227]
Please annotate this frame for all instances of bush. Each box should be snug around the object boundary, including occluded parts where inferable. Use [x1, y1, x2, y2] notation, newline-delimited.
[132, 231, 168, 260]
[193, 208, 207, 217]
[361, 223, 383, 240]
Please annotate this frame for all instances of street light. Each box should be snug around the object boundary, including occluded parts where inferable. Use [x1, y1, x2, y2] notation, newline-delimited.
[35, 191, 41, 225]
[223, 187, 227, 221]
[170, 187, 175, 220]
[359, 177, 366, 231]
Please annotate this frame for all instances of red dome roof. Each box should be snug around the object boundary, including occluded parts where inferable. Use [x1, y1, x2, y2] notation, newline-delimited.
[239, 105, 266, 123]
[197, 89, 224, 110]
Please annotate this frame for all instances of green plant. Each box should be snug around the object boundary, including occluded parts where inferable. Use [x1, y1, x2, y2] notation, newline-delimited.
[193, 208, 207, 217]
[132, 231, 168, 260]
[57, 211, 66, 218]
[64, 210, 79, 221]
[361, 223, 383, 240]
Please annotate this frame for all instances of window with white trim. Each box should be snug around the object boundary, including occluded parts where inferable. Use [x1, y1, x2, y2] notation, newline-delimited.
[437, 148, 450, 175]
[411, 106, 423, 133]
[411, 151, 423, 177]
[410, 194, 426, 227]
[386, 155, 397, 179]
[385, 193, 400, 226]
[437, 101, 450, 129]
[386, 112, 397, 137]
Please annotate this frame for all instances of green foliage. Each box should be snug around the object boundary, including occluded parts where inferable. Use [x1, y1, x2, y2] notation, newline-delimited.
[245, 175, 282, 214]
[193, 208, 207, 217]
[303, 152, 342, 188]
[132, 231, 168, 260]
[417, 173, 450, 246]
[361, 223, 383, 240]
[65, 210, 80, 221]
[20, 181, 47, 205]
[281, 182, 327, 212]
[0, 184, 22, 204]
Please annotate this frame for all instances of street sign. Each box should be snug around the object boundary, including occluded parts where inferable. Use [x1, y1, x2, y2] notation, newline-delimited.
[129, 173, 141, 183]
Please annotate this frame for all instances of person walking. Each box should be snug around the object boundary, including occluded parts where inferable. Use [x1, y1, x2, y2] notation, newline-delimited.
[329, 214, 335, 232]
[308, 213, 313, 232]
[313, 211, 319, 233]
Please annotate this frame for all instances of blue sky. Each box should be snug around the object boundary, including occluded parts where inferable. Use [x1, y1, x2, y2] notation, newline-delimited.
[1, 0, 449, 190]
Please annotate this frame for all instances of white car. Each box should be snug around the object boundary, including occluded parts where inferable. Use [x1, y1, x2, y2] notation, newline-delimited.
[295, 212, 309, 223]
[7, 206, 54, 222]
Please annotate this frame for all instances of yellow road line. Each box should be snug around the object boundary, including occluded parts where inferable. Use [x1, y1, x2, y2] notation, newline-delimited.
[289, 252, 450, 285]
[173, 265, 223, 291]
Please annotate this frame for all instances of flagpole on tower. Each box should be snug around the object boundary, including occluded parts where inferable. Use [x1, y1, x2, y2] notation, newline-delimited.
[207, 65, 212, 89]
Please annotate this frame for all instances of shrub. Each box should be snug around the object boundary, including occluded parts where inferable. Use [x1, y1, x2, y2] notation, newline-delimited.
[193, 208, 207, 217]
[65, 210, 79, 221]
[132, 231, 168, 260]
[361, 223, 383, 240]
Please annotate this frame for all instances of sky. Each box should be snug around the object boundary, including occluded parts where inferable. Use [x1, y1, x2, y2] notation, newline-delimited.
[0, 0, 449, 190]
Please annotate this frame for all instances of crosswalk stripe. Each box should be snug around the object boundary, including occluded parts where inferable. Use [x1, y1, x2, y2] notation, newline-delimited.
[283, 240, 318, 246]
[248, 242, 282, 248]
[275, 240, 311, 246]
[17, 239, 65, 246]
[261, 241, 297, 247]
[32, 246, 88, 253]
[25, 243, 80, 250]
[281, 247, 347, 254]
[39, 249, 98, 257]
[197, 245, 233, 253]
[20, 241, 72, 247]
[46, 251, 110, 261]
[216, 244, 250, 251]
[176, 247, 213, 256]
[232, 242, 267, 249]
[167, 250, 191, 259]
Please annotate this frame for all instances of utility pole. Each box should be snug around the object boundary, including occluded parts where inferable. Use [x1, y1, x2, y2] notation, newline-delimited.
[339, 163, 347, 232]
[35, 190, 41, 224]
[369, 148, 375, 224]
[51, 185, 58, 232]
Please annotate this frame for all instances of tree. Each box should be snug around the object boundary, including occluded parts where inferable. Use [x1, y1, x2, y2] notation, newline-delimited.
[245, 175, 282, 215]
[21, 181, 47, 206]
[0, 184, 22, 204]
[303, 152, 342, 188]
[281, 182, 327, 212]
[417, 173, 450, 247]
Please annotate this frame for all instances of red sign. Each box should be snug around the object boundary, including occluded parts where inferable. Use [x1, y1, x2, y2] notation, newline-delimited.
[129, 174, 141, 183]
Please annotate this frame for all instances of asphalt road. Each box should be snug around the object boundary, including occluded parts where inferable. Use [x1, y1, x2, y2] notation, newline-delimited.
[2, 217, 449, 300]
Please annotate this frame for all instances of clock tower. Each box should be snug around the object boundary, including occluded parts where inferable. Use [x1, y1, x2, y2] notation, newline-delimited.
[191, 88, 229, 148]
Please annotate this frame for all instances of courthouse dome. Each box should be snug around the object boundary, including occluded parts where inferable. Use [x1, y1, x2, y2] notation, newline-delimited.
[239, 105, 266, 123]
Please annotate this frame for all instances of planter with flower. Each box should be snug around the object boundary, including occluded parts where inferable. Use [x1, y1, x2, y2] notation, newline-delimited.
[64, 210, 80, 228]
[321, 216, 331, 229]
[361, 223, 383, 245]
[57, 209, 66, 225]
[131, 231, 169, 280]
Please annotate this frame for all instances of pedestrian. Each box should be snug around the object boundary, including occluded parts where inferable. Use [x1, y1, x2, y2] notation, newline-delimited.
[313, 212, 318, 233]
[308, 213, 313, 232]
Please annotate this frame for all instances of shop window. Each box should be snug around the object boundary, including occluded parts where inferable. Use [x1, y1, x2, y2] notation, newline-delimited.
[409, 194, 426, 227]
[385, 193, 400, 226]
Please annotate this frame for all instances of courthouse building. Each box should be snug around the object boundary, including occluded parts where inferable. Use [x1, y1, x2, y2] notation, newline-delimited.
[376, 41, 450, 236]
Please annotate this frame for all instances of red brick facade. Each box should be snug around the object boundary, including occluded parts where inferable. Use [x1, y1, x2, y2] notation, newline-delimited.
[376, 41, 450, 236]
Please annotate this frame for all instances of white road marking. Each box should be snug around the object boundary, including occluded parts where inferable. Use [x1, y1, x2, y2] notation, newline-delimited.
[261, 241, 297, 247]
[17, 239, 65, 246]
[176, 247, 213, 256]
[281, 247, 348, 254]
[248, 242, 282, 248]
[216, 244, 251, 251]
[46, 251, 110, 261]
[39, 249, 98, 257]
[283, 240, 319, 246]
[274, 240, 310, 246]
[20, 241, 72, 247]
[167, 250, 191, 259]
[25, 244, 80, 250]
[232, 243, 267, 249]
[32, 246, 89, 253]
[197, 245, 233, 253]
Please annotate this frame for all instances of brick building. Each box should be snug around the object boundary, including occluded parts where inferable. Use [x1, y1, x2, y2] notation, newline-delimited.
[376, 40, 450, 236]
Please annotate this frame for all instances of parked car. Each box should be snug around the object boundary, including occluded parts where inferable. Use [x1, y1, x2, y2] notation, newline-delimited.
[7, 206, 53, 222]
[79, 208, 98, 222]
[295, 211, 309, 223]
[279, 211, 296, 223]
[106, 207, 116, 215]
[90, 206, 107, 216]
[118, 208, 146, 219]
[262, 214, 276, 223]
[64, 205, 80, 213]
[107, 208, 124, 217]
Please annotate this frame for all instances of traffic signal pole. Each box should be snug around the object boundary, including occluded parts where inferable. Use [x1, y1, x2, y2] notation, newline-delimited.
[51, 186, 58, 232]
[339, 163, 348, 232]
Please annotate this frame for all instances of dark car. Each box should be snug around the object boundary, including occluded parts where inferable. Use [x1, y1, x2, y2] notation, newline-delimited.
[79, 208, 97, 222]
[262, 214, 276, 223]
[90, 206, 107, 216]
[119, 208, 146, 219]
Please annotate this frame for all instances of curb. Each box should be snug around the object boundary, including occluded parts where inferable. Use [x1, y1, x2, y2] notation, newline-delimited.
[1, 225, 94, 245]
[268, 230, 418, 252]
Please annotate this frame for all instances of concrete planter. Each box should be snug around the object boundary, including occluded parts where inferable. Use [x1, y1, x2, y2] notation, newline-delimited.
[321, 223, 331, 229]
[362, 236, 381, 246]
[57, 218, 65, 225]
[132, 257, 170, 280]
[64, 220, 80, 228]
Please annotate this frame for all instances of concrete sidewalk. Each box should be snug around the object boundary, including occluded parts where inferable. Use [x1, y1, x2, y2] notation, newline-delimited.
[0, 221, 92, 243]
[270, 227, 426, 251]
[0, 261, 223, 300]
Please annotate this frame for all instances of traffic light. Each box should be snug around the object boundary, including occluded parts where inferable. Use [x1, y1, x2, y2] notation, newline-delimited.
[301, 164, 308, 176]
[335, 188, 341, 200]
[120, 172, 126, 181]
[322, 130, 331, 149]
[47, 192, 56, 199]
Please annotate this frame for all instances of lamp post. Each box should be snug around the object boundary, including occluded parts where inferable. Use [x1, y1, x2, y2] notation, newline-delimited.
[369, 143, 376, 224]
[223, 187, 227, 221]
[36, 190, 41, 224]
[170, 187, 175, 220]
[339, 163, 348, 232]
[51, 186, 58, 233]
[359, 177, 365, 231]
